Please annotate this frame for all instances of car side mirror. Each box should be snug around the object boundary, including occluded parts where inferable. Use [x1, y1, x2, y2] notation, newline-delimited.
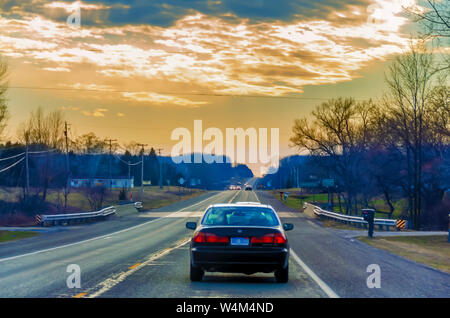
[186, 222, 197, 230]
[283, 223, 294, 231]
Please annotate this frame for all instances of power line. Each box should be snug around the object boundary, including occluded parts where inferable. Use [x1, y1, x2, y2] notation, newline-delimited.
[0, 156, 25, 173]
[114, 154, 142, 166]
[7, 86, 371, 101]
[0, 152, 25, 161]
[28, 149, 59, 154]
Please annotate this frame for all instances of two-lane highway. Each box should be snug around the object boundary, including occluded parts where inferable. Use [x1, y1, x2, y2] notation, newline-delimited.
[0, 189, 448, 298]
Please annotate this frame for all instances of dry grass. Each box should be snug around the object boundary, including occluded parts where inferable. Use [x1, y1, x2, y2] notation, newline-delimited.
[320, 219, 363, 230]
[122, 187, 205, 210]
[359, 235, 450, 273]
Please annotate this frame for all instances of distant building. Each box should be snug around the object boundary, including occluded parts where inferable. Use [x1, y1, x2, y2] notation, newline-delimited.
[70, 177, 134, 189]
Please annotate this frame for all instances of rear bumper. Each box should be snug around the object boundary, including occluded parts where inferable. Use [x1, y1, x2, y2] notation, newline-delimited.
[191, 246, 289, 273]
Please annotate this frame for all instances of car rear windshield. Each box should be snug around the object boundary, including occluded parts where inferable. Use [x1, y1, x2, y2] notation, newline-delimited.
[202, 206, 279, 226]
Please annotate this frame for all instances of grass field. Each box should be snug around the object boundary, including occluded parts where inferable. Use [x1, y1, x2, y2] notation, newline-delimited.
[125, 187, 205, 210]
[319, 219, 364, 230]
[359, 235, 450, 273]
[0, 230, 39, 243]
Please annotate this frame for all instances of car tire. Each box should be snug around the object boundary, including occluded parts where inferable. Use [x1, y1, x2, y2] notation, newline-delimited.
[190, 264, 204, 282]
[275, 265, 289, 283]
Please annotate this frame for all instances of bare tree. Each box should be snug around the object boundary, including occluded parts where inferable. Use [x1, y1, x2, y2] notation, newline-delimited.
[405, 0, 450, 39]
[0, 57, 9, 141]
[427, 81, 450, 141]
[383, 41, 443, 229]
[404, 0, 450, 72]
[73, 132, 106, 154]
[290, 97, 376, 214]
[84, 185, 107, 211]
[123, 141, 142, 156]
[16, 107, 65, 201]
[17, 107, 65, 149]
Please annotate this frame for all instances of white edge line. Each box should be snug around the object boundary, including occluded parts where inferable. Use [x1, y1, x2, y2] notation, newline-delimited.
[253, 188, 337, 297]
[0, 191, 225, 263]
[253, 190, 260, 203]
[290, 249, 339, 298]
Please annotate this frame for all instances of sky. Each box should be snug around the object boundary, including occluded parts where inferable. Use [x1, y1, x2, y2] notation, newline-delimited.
[0, 0, 427, 176]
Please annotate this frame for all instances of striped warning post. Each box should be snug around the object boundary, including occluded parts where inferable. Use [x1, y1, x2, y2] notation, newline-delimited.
[35, 214, 42, 225]
[396, 219, 406, 230]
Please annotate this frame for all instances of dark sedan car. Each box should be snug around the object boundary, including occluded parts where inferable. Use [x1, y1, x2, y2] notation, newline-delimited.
[186, 203, 294, 283]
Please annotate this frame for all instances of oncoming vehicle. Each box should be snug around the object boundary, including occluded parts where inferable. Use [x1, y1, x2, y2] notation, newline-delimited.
[245, 185, 253, 191]
[186, 203, 294, 283]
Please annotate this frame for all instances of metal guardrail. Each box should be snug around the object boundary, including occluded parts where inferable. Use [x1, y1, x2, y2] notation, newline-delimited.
[39, 206, 116, 227]
[38, 201, 144, 226]
[305, 203, 397, 230]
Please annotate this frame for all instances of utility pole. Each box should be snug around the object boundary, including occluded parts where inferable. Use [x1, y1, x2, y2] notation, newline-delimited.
[156, 148, 163, 189]
[64, 121, 71, 209]
[137, 143, 148, 192]
[105, 139, 117, 190]
[25, 135, 29, 198]
[128, 160, 131, 185]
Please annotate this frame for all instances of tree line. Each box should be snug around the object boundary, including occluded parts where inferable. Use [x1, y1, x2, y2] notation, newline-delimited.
[287, 42, 449, 230]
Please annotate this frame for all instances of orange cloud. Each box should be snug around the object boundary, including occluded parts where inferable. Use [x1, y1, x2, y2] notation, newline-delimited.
[0, 0, 425, 104]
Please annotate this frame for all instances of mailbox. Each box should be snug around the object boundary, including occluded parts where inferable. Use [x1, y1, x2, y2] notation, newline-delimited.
[362, 209, 375, 238]
[362, 209, 375, 222]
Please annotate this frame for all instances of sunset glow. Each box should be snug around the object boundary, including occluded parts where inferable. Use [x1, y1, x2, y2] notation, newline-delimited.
[0, 0, 431, 175]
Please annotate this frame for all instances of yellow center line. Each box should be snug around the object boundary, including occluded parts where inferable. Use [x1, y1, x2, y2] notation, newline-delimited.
[128, 263, 142, 270]
[73, 292, 88, 298]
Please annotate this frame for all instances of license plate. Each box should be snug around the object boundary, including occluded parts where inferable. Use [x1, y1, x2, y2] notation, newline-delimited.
[230, 237, 249, 246]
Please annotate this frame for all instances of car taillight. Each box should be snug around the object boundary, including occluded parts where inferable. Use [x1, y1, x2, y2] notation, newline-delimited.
[251, 233, 287, 245]
[274, 232, 287, 244]
[192, 232, 229, 243]
[192, 232, 206, 243]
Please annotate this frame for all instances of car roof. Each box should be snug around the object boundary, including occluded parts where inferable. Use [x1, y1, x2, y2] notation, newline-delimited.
[200, 202, 281, 226]
[208, 202, 272, 209]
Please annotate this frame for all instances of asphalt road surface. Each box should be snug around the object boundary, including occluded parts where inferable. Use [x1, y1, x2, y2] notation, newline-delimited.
[0, 190, 448, 298]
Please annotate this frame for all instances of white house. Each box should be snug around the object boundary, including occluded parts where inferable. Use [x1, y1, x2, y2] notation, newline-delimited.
[70, 177, 134, 189]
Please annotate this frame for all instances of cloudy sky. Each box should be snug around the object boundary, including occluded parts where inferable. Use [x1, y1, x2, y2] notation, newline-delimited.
[0, 0, 426, 175]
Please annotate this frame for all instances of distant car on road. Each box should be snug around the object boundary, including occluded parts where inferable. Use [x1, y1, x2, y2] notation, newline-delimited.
[186, 203, 294, 283]
[244, 185, 253, 191]
[236, 185, 242, 190]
